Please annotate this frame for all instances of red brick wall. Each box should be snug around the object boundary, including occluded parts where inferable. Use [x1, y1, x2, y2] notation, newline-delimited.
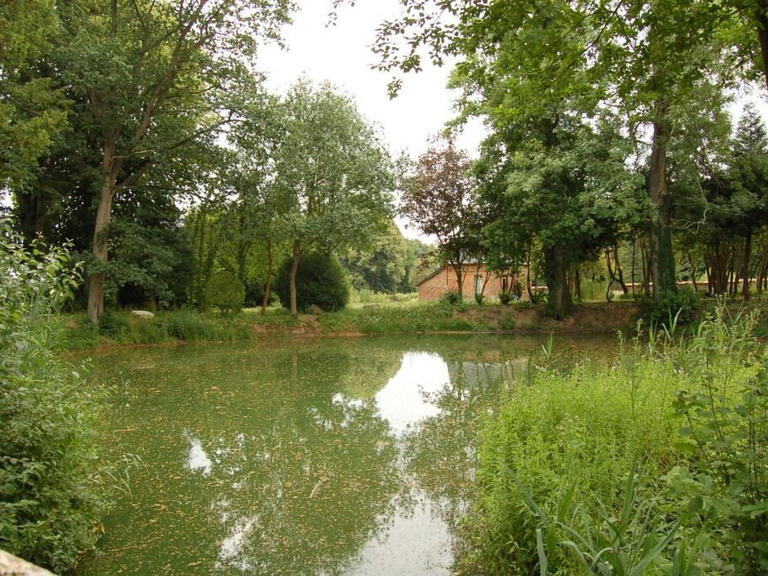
[418, 264, 529, 301]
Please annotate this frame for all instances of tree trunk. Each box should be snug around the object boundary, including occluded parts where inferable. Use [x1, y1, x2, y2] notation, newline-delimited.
[648, 99, 677, 297]
[573, 267, 582, 302]
[755, 1, 768, 91]
[688, 254, 698, 293]
[289, 239, 300, 317]
[742, 232, 752, 300]
[261, 239, 273, 315]
[605, 248, 615, 301]
[614, 247, 628, 294]
[545, 245, 572, 320]
[87, 177, 116, 323]
[452, 261, 464, 300]
[757, 247, 768, 295]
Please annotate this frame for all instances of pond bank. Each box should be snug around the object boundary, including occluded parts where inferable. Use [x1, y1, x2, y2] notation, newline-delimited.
[57, 302, 642, 350]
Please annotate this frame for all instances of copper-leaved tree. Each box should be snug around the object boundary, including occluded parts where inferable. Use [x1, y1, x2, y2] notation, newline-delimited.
[401, 138, 481, 298]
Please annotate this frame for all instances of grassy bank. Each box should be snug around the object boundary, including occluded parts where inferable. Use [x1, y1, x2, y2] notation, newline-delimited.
[458, 306, 768, 575]
[55, 301, 645, 349]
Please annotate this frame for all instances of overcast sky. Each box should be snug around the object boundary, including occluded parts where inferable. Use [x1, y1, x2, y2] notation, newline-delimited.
[258, 0, 486, 156]
[258, 0, 486, 241]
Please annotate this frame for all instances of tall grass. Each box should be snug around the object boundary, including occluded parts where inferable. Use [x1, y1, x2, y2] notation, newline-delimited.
[459, 304, 768, 575]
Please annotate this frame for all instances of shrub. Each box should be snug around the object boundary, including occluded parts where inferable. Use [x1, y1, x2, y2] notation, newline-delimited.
[203, 270, 245, 313]
[639, 287, 700, 328]
[499, 292, 512, 305]
[276, 252, 349, 312]
[440, 290, 463, 306]
[475, 293, 485, 305]
[99, 309, 129, 339]
[163, 309, 217, 340]
[0, 226, 106, 572]
[460, 306, 764, 575]
[529, 291, 548, 304]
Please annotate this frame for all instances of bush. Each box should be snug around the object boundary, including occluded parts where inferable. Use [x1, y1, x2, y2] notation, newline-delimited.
[276, 252, 349, 312]
[499, 292, 512, 305]
[440, 290, 463, 306]
[0, 226, 106, 572]
[475, 293, 485, 305]
[203, 270, 245, 313]
[459, 306, 766, 575]
[99, 309, 129, 339]
[529, 291, 548, 304]
[640, 287, 701, 328]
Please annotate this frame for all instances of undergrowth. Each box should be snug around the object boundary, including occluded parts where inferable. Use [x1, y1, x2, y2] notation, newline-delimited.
[459, 304, 767, 575]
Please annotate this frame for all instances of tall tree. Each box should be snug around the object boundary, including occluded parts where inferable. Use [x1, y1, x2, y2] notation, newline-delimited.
[476, 116, 643, 319]
[0, 1, 68, 191]
[38, 0, 294, 323]
[401, 138, 481, 298]
[342, 0, 744, 300]
[273, 81, 394, 316]
[727, 106, 768, 299]
[231, 93, 293, 313]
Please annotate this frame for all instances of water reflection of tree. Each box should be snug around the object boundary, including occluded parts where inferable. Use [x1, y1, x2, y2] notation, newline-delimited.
[88, 341, 403, 575]
[205, 396, 398, 575]
[401, 356, 527, 528]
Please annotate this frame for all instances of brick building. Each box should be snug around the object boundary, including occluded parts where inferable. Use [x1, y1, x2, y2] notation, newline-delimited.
[417, 262, 529, 301]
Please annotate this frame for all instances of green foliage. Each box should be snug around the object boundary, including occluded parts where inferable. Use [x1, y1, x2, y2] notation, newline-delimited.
[672, 310, 768, 571]
[440, 290, 463, 306]
[530, 291, 548, 305]
[274, 80, 394, 256]
[340, 219, 408, 293]
[499, 292, 512, 305]
[277, 252, 349, 313]
[98, 309, 129, 339]
[498, 315, 516, 330]
[461, 305, 766, 575]
[0, 226, 106, 572]
[105, 208, 195, 309]
[203, 270, 245, 314]
[316, 302, 478, 333]
[474, 293, 485, 305]
[640, 287, 701, 328]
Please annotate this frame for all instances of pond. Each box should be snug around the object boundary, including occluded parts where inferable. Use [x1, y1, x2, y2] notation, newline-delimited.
[78, 334, 615, 575]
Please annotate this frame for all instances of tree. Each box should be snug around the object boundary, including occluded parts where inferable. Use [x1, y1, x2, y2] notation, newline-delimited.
[677, 106, 768, 298]
[7, 0, 295, 323]
[340, 220, 409, 294]
[0, 1, 68, 190]
[276, 251, 349, 312]
[477, 117, 643, 319]
[729, 105, 768, 299]
[341, 0, 745, 300]
[231, 92, 294, 313]
[272, 81, 393, 316]
[401, 138, 481, 298]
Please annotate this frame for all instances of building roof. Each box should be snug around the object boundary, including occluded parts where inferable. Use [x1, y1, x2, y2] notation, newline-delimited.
[417, 262, 527, 287]
[416, 261, 484, 287]
[417, 266, 444, 286]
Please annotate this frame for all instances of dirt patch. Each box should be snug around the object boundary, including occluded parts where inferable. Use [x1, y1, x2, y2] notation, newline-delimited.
[457, 302, 639, 334]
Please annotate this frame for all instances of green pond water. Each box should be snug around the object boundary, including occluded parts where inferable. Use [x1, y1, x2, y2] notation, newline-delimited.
[78, 334, 615, 575]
